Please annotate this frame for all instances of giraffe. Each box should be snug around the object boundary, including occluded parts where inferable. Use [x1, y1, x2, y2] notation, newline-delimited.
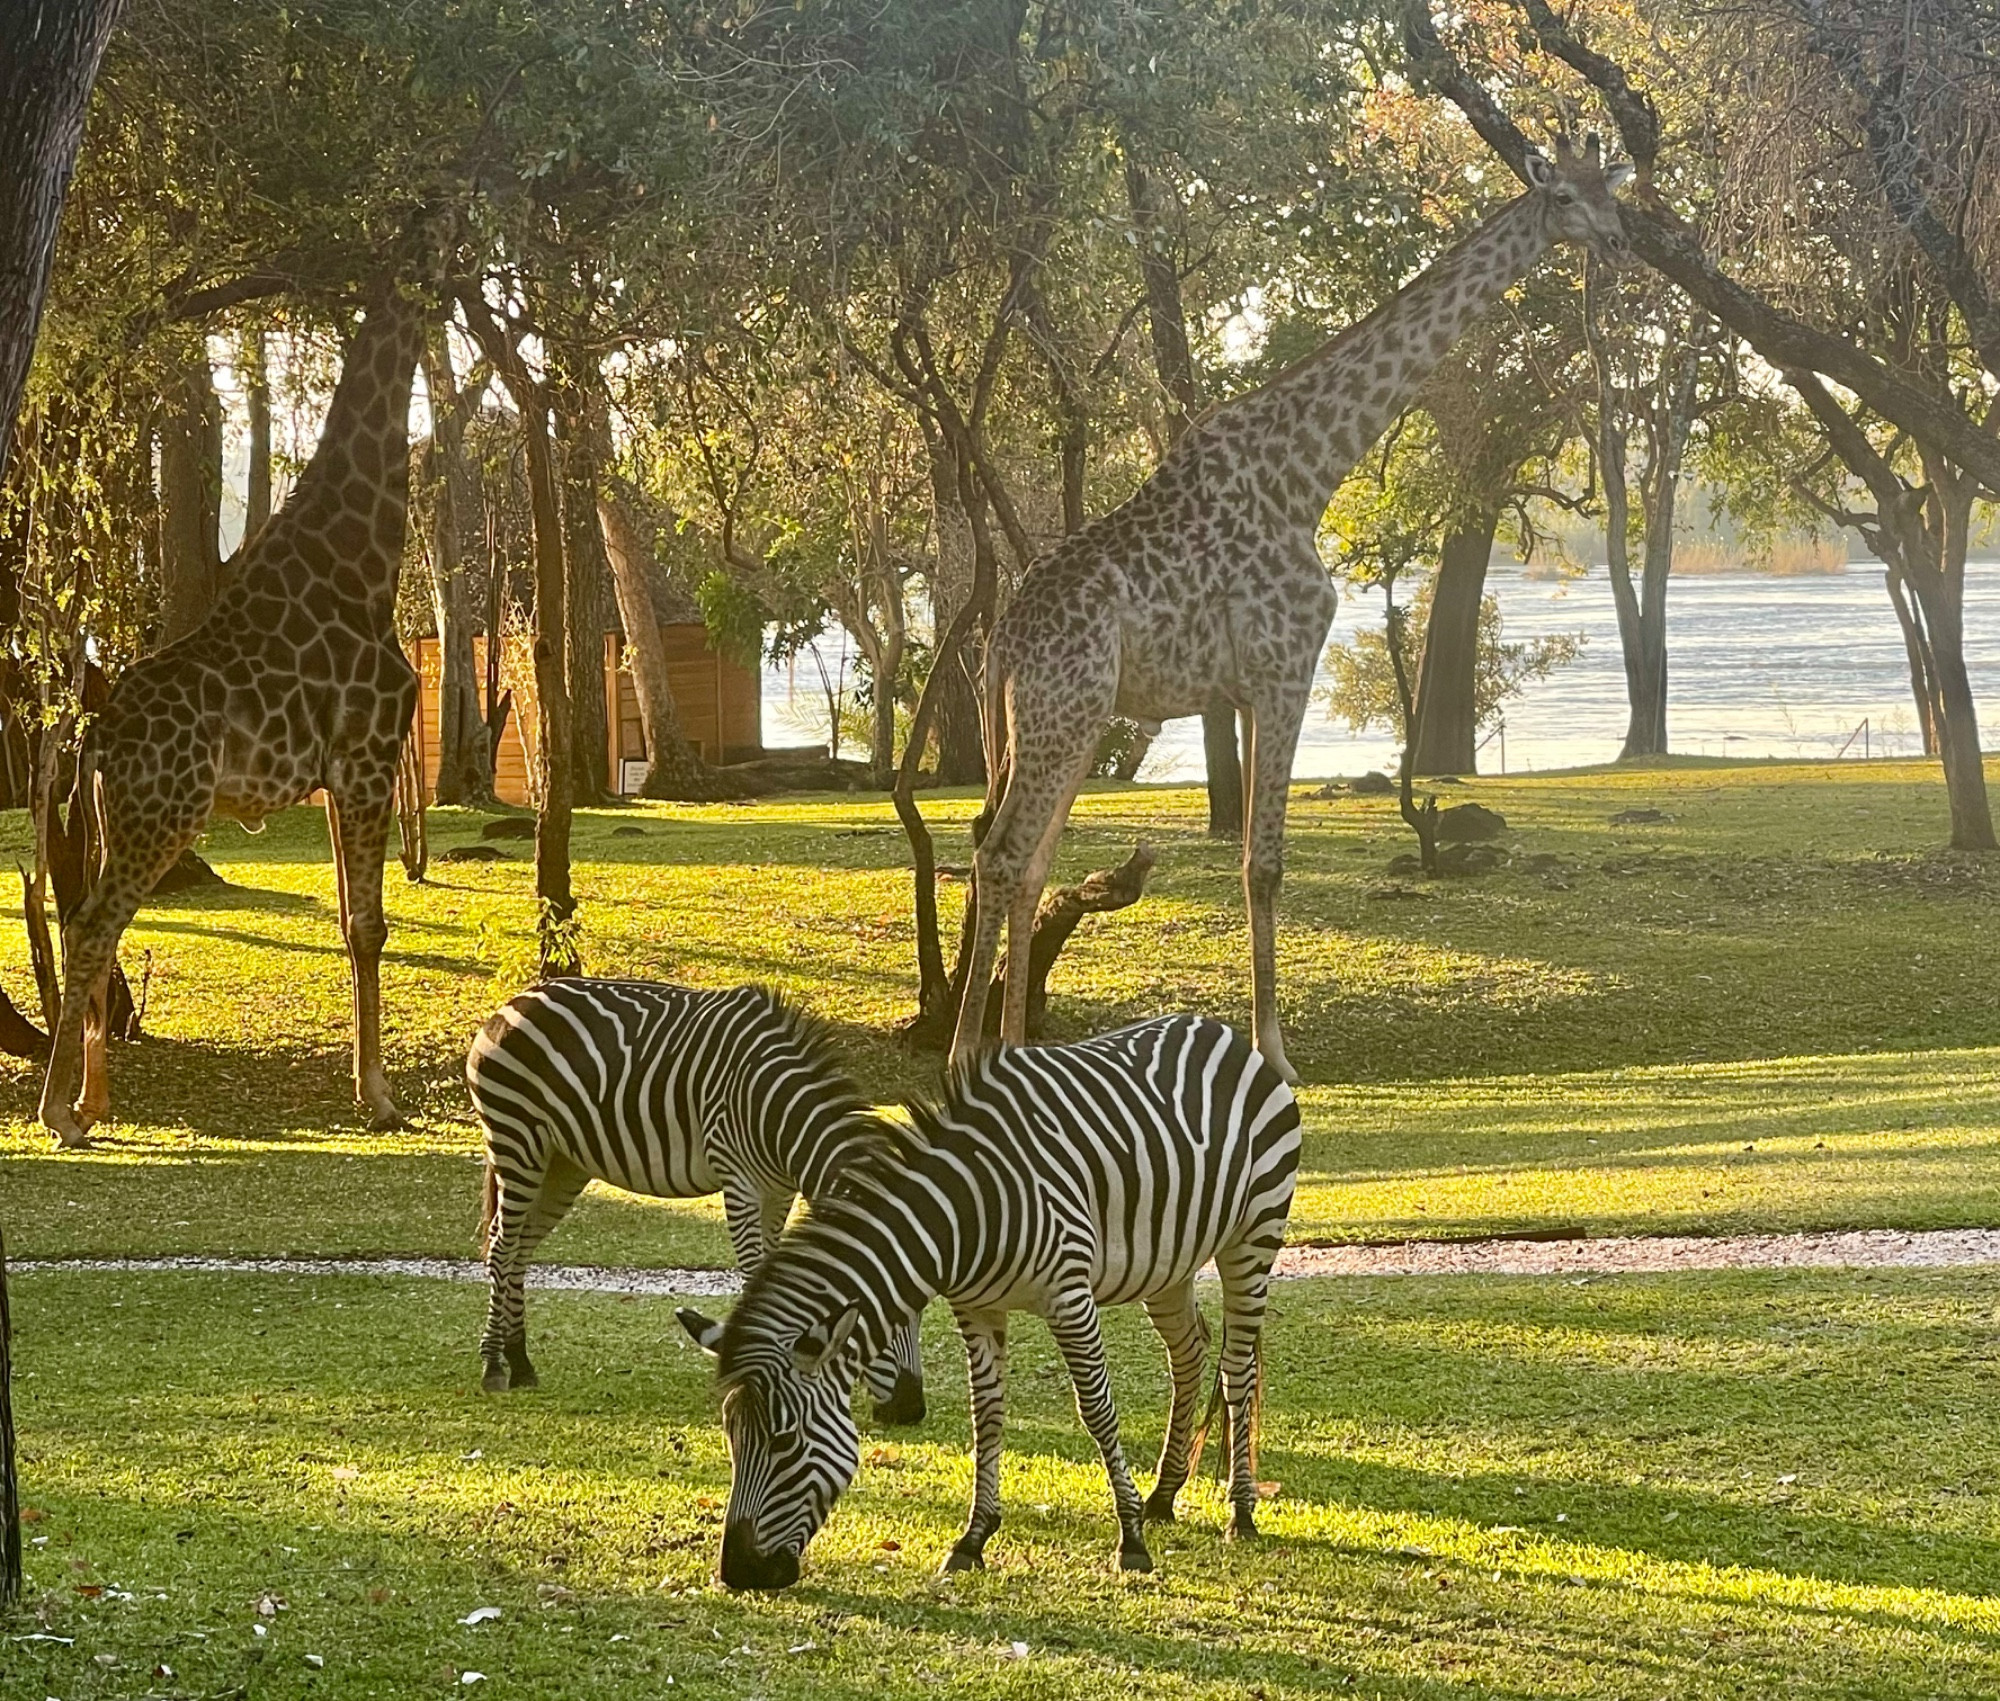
[951, 137, 1633, 1081]
[38, 277, 428, 1146]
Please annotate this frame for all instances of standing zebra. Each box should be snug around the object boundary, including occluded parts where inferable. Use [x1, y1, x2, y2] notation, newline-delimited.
[467, 978, 926, 1423]
[677, 1014, 1299, 1589]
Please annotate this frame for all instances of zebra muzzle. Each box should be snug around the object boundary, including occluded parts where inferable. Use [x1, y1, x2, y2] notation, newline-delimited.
[720, 1519, 800, 1592]
[872, 1368, 927, 1427]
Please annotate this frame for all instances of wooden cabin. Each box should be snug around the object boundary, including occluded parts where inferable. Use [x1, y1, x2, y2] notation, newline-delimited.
[409, 626, 762, 806]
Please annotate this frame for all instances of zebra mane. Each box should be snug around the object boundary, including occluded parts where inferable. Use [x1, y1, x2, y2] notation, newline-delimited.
[741, 984, 849, 1081]
[737, 985, 911, 1177]
[719, 1106, 933, 1370]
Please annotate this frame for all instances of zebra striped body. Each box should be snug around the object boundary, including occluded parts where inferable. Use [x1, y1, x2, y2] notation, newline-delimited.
[467, 978, 924, 1420]
[678, 1015, 1299, 1588]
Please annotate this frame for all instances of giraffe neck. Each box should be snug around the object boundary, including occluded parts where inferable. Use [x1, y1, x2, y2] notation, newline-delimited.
[1193, 193, 1553, 527]
[255, 282, 428, 613]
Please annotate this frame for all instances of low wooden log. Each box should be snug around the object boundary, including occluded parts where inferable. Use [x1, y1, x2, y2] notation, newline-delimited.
[0, 988, 46, 1060]
[985, 843, 1157, 1042]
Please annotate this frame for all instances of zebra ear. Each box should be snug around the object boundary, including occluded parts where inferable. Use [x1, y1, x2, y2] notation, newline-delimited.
[792, 1303, 862, 1379]
[675, 1307, 726, 1358]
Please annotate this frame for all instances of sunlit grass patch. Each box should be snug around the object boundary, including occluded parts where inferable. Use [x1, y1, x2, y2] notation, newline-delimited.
[11, 1266, 2000, 1698]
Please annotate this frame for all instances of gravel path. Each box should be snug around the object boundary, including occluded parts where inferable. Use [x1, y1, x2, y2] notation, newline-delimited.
[19, 1226, 2000, 1292]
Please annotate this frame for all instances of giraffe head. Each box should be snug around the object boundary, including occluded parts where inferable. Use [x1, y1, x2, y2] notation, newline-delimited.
[1523, 132, 1634, 265]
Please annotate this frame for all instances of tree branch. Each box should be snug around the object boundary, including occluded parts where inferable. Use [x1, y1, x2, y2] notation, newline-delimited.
[1402, 0, 2000, 495]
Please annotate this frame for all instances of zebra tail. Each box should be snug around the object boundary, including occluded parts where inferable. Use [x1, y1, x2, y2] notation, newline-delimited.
[476, 1159, 498, 1258]
[1187, 1355, 1226, 1482]
[1186, 1335, 1264, 1483]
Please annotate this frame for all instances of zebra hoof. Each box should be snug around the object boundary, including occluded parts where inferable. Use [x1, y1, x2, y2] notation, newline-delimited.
[940, 1544, 985, 1574]
[481, 1366, 510, 1394]
[1227, 1509, 1259, 1543]
[1141, 1488, 1178, 1524]
[872, 1372, 927, 1427]
[1118, 1541, 1154, 1573]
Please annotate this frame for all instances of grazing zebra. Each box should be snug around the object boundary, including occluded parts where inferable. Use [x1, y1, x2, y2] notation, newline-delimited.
[677, 1014, 1299, 1589]
[467, 978, 926, 1422]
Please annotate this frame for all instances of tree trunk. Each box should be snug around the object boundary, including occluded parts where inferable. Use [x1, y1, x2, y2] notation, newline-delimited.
[1409, 508, 1500, 775]
[245, 328, 272, 538]
[926, 432, 986, 786]
[1885, 566, 1942, 755]
[561, 428, 611, 807]
[423, 335, 494, 805]
[157, 345, 224, 642]
[901, 424, 1000, 1042]
[1621, 519, 1672, 759]
[861, 496, 906, 790]
[462, 297, 578, 973]
[598, 490, 717, 799]
[525, 395, 578, 970]
[1126, 156, 1243, 831]
[0, 0, 125, 483]
[0, 1223, 17, 1609]
[1900, 481, 1994, 851]
[985, 845, 1155, 1039]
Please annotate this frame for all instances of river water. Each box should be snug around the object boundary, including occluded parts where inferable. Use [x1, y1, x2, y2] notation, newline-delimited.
[762, 560, 2000, 780]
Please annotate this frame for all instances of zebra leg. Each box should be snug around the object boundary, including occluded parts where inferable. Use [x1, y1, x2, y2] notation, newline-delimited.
[480, 1162, 538, 1393]
[942, 1309, 1007, 1573]
[489, 1152, 589, 1392]
[1216, 1240, 1277, 1541]
[1046, 1287, 1151, 1572]
[1141, 1279, 1211, 1523]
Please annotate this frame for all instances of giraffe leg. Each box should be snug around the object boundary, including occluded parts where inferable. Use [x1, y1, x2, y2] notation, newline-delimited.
[999, 754, 1092, 1047]
[39, 839, 189, 1147]
[950, 791, 1032, 1067]
[1141, 1279, 1211, 1523]
[1241, 694, 1309, 1086]
[327, 789, 404, 1129]
[74, 957, 115, 1131]
[1045, 1285, 1151, 1572]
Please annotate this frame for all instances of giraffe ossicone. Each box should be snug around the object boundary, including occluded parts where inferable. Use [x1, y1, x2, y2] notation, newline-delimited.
[948, 137, 1634, 1081]
[38, 277, 429, 1147]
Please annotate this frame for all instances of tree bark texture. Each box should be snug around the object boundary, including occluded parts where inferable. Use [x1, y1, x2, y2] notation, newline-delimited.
[245, 328, 272, 538]
[1409, 508, 1500, 775]
[1126, 155, 1243, 832]
[1885, 567, 1942, 756]
[526, 395, 578, 969]
[460, 296, 579, 971]
[985, 844, 1155, 1040]
[561, 427, 611, 807]
[157, 346, 224, 643]
[597, 491, 718, 800]
[1587, 275, 1692, 763]
[1, 1222, 18, 1608]
[422, 336, 494, 805]
[925, 434, 987, 786]
[1402, 0, 2000, 498]
[1789, 370, 1995, 848]
[0, 0, 126, 482]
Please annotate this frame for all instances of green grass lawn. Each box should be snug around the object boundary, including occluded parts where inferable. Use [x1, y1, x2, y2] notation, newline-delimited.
[11, 1265, 2000, 1699]
[9, 759, 2000, 1697]
[5, 759, 2000, 1260]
